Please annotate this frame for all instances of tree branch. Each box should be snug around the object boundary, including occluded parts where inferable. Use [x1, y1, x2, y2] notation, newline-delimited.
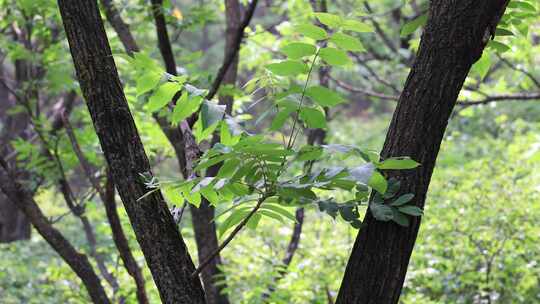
[457, 92, 540, 107]
[192, 194, 268, 278]
[205, 0, 259, 101]
[328, 75, 400, 100]
[63, 114, 149, 304]
[0, 156, 111, 304]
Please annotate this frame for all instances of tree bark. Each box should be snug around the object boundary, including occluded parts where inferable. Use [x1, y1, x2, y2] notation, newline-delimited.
[189, 1, 241, 303]
[0, 59, 31, 243]
[0, 158, 110, 304]
[56, 1, 206, 303]
[336, 1, 509, 303]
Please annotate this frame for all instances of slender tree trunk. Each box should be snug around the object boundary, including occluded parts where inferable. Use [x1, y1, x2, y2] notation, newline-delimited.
[0, 159, 110, 304]
[189, 1, 241, 303]
[56, 1, 206, 303]
[0, 61, 31, 243]
[336, 1, 509, 303]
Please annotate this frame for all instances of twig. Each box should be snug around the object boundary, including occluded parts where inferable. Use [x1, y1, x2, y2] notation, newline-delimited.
[206, 0, 259, 101]
[328, 75, 400, 100]
[457, 92, 540, 107]
[497, 54, 540, 89]
[192, 194, 269, 277]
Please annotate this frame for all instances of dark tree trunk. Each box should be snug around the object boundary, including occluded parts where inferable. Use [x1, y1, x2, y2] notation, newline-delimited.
[0, 61, 31, 243]
[189, 1, 241, 304]
[0, 159, 110, 304]
[56, 1, 206, 303]
[336, 1, 509, 303]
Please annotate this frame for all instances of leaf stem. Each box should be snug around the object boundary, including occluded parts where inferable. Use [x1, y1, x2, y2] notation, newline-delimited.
[191, 194, 270, 278]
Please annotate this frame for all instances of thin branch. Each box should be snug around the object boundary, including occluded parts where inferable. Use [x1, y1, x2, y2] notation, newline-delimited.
[150, 0, 177, 74]
[205, 0, 259, 101]
[100, 0, 139, 55]
[457, 92, 540, 107]
[192, 194, 269, 278]
[0, 156, 111, 304]
[328, 75, 400, 100]
[497, 54, 540, 89]
[63, 114, 149, 304]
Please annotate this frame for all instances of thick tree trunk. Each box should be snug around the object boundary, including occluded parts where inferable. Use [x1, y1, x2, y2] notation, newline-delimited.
[0, 159, 110, 304]
[56, 1, 206, 303]
[336, 1, 509, 303]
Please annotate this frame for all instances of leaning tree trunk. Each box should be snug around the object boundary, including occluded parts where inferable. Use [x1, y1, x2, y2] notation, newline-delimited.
[0, 159, 110, 303]
[336, 1, 509, 303]
[56, 1, 206, 303]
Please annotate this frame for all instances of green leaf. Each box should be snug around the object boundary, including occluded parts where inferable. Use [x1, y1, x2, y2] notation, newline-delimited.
[296, 145, 323, 162]
[271, 106, 295, 131]
[329, 33, 365, 52]
[391, 193, 415, 207]
[281, 42, 317, 59]
[266, 60, 310, 76]
[200, 101, 226, 130]
[217, 158, 241, 178]
[495, 28, 514, 36]
[171, 94, 203, 124]
[246, 213, 262, 230]
[305, 85, 345, 107]
[369, 170, 388, 194]
[200, 188, 220, 205]
[299, 107, 327, 129]
[342, 19, 373, 33]
[401, 13, 428, 37]
[392, 209, 410, 227]
[487, 40, 511, 53]
[294, 23, 328, 40]
[471, 52, 491, 80]
[219, 209, 249, 236]
[508, 1, 537, 12]
[260, 204, 297, 222]
[136, 72, 161, 97]
[349, 163, 375, 185]
[185, 191, 201, 208]
[370, 203, 393, 221]
[377, 157, 420, 170]
[314, 12, 342, 28]
[398, 205, 423, 216]
[147, 82, 181, 112]
[339, 205, 360, 222]
[258, 210, 285, 223]
[319, 47, 352, 66]
[195, 154, 230, 172]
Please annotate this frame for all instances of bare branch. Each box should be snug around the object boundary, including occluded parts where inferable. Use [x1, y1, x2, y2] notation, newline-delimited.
[457, 92, 540, 107]
[328, 75, 400, 100]
[192, 194, 269, 278]
[206, 0, 259, 101]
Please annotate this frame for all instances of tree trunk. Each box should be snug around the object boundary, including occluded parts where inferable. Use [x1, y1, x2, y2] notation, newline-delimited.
[336, 1, 509, 303]
[0, 159, 110, 304]
[189, 1, 241, 303]
[56, 1, 206, 303]
[0, 60, 31, 243]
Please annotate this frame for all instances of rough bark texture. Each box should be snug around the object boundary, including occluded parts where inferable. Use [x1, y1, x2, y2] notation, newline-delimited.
[56, 1, 206, 303]
[0, 159, 110, 304]
[189, 1, 241, 303]
[336, 1, 509, 303]
[104, 175, 149, 304]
